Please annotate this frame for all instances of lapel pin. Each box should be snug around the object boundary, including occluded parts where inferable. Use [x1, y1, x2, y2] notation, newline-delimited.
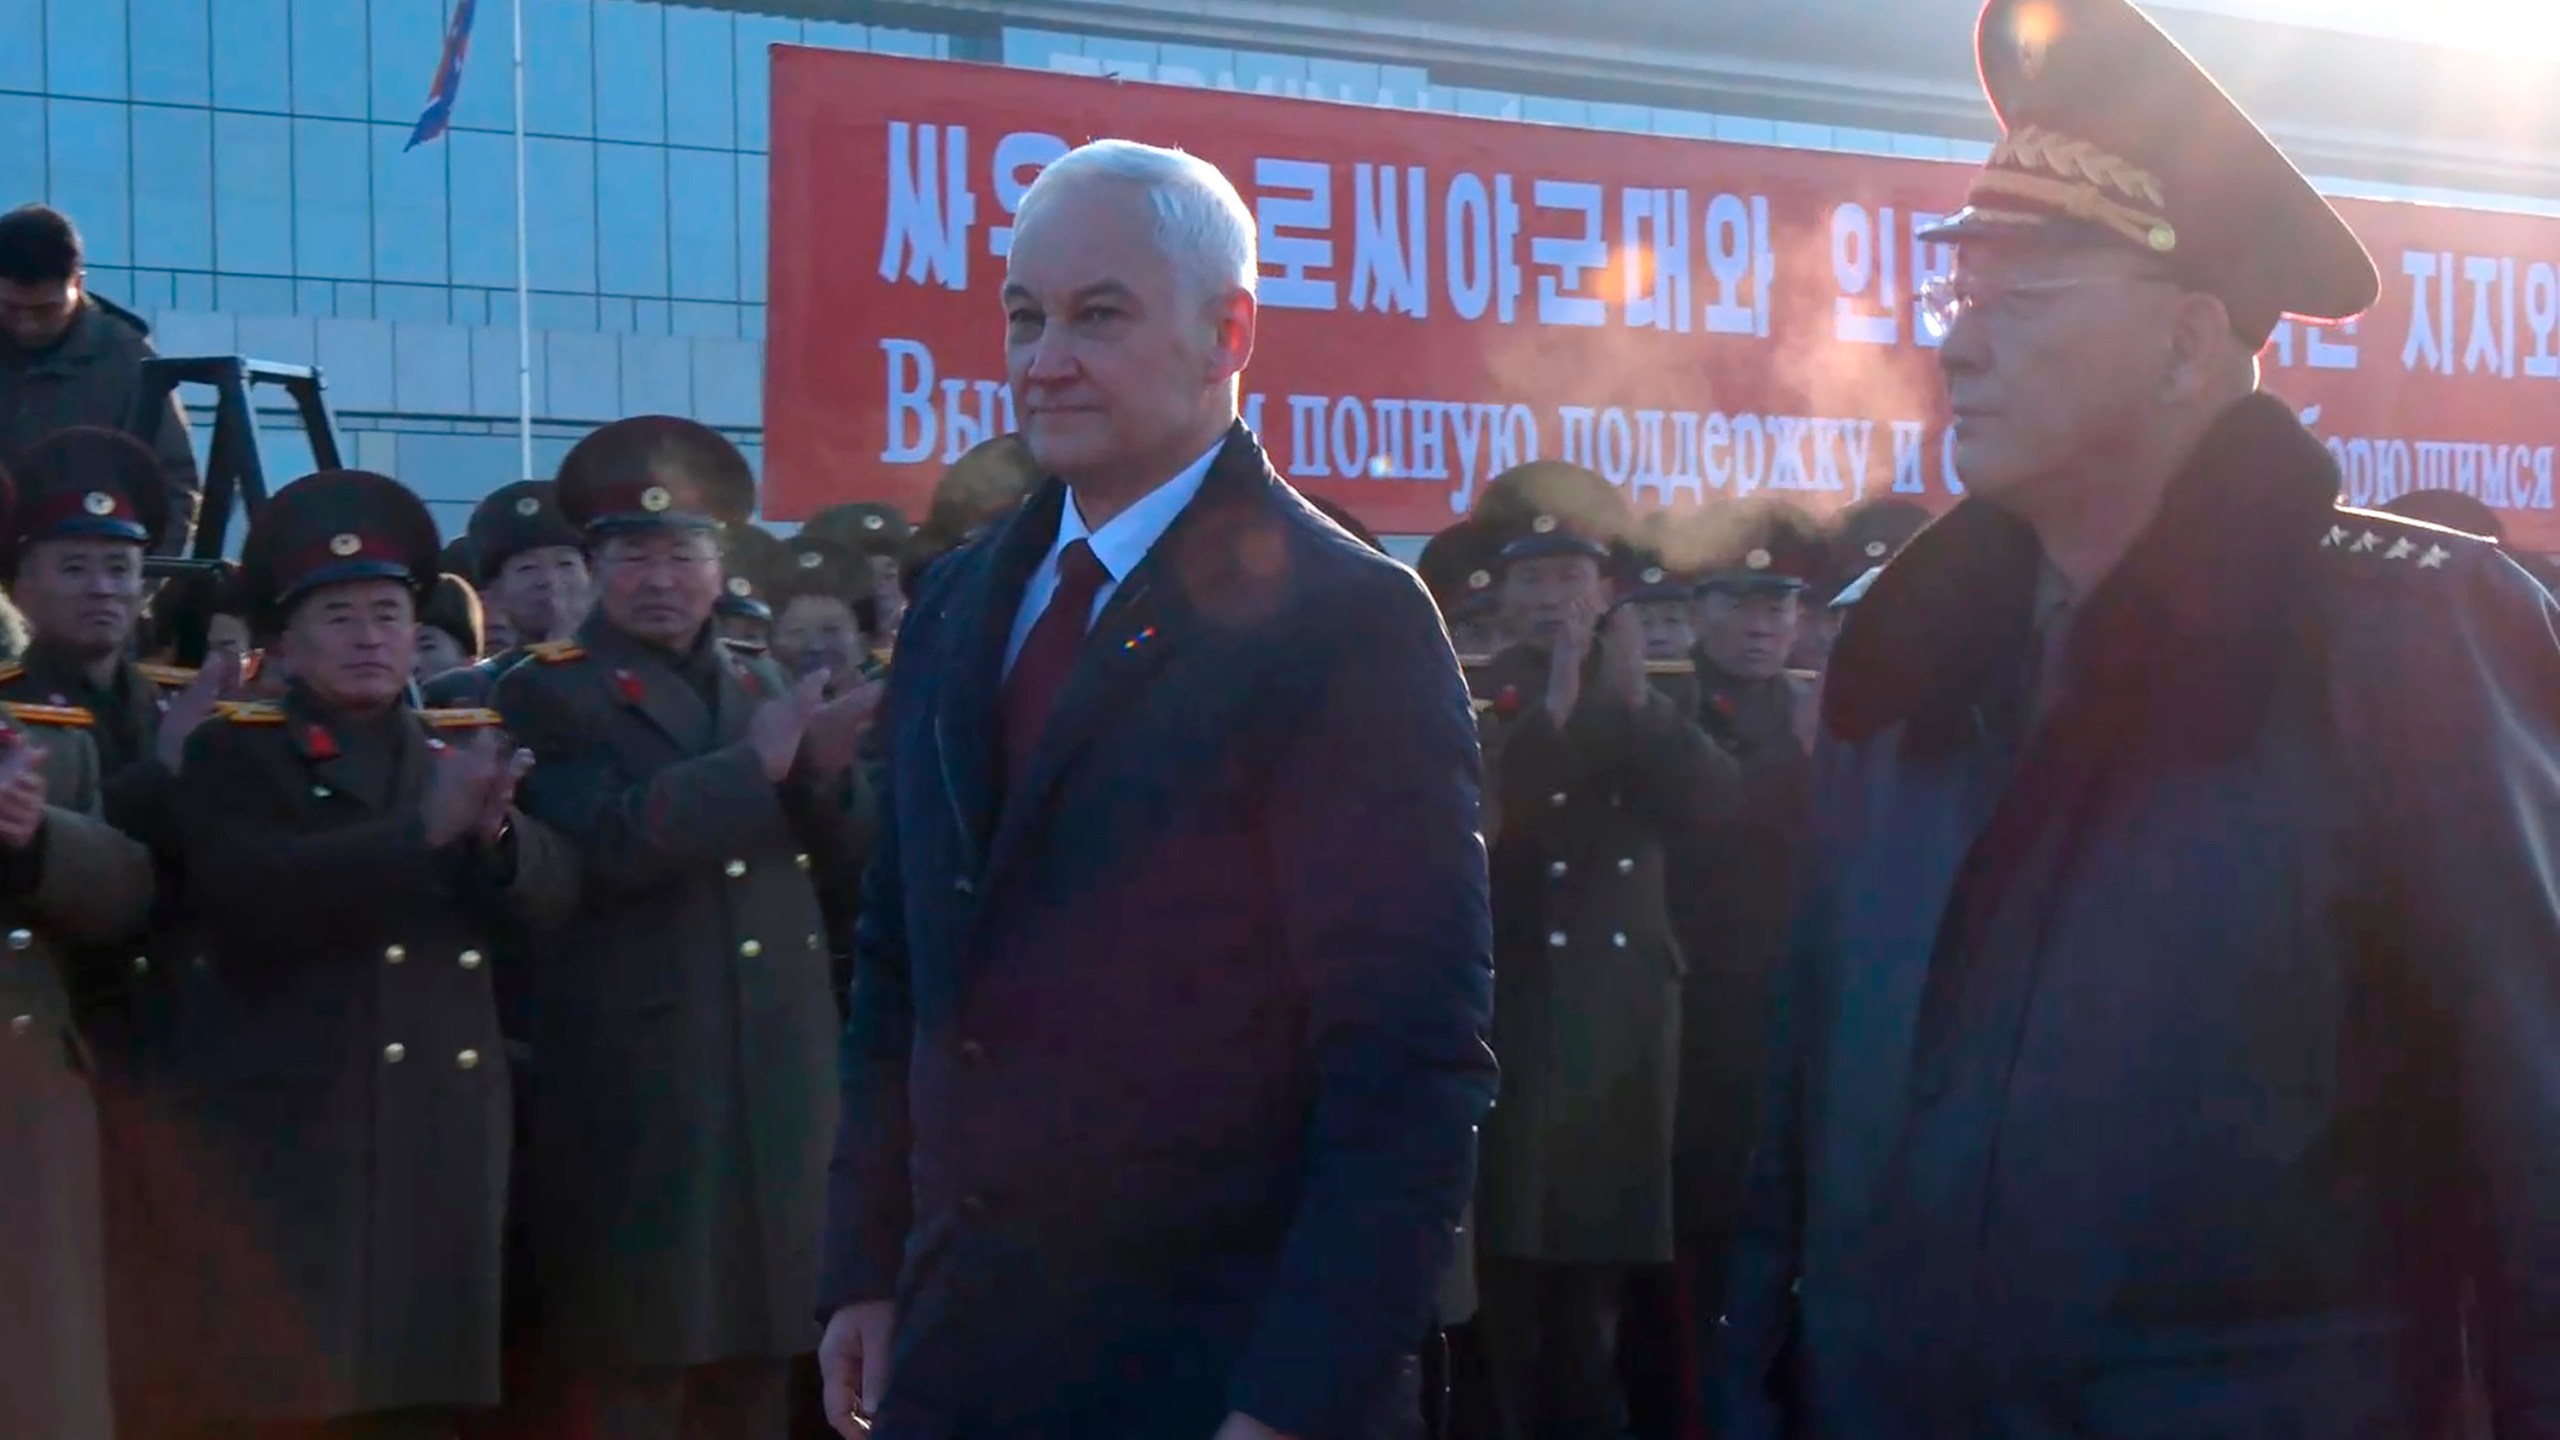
[614, 668, 647, 704]
[1121, 625, 1158, 654]
[303, 724, 340, 761]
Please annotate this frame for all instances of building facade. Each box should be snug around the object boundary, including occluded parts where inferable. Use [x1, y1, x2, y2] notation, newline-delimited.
[6, 0, 2553, 533]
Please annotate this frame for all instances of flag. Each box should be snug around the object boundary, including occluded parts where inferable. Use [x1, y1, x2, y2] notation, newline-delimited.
[405, 0, 480, 151]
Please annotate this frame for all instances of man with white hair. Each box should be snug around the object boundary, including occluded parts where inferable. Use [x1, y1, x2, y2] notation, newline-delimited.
[816, 140, 1495, 1440]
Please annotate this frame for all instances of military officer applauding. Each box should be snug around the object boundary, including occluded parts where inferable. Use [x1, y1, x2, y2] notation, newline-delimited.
[1467, 511, 1737, 1440]
[165, 468, 578, 1440]
[0, 453, 158, 1440]
[491, 416, 868, 1440]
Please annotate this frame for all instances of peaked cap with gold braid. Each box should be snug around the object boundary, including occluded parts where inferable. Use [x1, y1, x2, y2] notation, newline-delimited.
[1922, 0, 2378, 346]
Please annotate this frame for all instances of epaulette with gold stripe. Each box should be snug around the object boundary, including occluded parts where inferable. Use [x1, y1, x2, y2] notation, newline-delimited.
[527, 640, 585, 664]
[0, 661, 24, 685]
[1646, 659, 1696, 677]
[135, 662, 198, 689]
[1471, 696, 1499, 715]
[1457, 653, 1496, 669]
[869, 646, 895, 669]
[422, 707, 506, 730]
[217, 701, 286, 726]
[3, 701, 93, 728]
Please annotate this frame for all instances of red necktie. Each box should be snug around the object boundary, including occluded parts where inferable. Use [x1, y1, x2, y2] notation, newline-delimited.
[1000, 539, 1110, 788]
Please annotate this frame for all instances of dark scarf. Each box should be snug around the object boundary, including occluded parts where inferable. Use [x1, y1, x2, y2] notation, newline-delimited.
[1825, 392, 2342, 767]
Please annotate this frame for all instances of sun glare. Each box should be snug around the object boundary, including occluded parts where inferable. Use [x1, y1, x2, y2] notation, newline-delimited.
[2164, 0, 2560, 58]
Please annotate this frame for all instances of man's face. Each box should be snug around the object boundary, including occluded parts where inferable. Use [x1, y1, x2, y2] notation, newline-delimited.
[1697, 588, 1802, 681]
[1004, 177, 1254, 483]
[1636, 598, 1696, 661]
[13, 538, 143, 657]
[1790, 608, 1842, 673]
[413, 625, 471, 682]
[0, 273, 81, 351]
[1936, 240, 2182, 502]
[278, 580, 415, 712]
[205, 612, 253, 665]
[488, 544, 591, 643]
[1499, 556, 1608, 646]
[596, 529, 721, 651]
[774, 595, 862, 682]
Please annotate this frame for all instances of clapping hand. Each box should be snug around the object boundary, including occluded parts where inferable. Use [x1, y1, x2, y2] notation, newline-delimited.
[800, 671, 884, 779]
[156, 649, 243, 772]
[0, 740, 46, 851]
[423, 729, 512, 849]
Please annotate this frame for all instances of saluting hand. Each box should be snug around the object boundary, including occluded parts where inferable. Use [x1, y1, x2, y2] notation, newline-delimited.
[0, 741, 46, 851]
[746, 672, 828, 784]
[155, 649, 242, 773]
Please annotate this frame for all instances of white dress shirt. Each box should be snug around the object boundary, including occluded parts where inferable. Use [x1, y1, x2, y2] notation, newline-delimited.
[1001, 440, 1223, 677]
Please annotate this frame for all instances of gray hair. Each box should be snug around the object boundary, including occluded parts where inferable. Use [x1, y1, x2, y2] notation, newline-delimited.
[1014, 139, 1257, 306]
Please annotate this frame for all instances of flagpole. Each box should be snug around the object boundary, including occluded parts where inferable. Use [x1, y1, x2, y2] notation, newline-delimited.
[511, 0, 533, 478]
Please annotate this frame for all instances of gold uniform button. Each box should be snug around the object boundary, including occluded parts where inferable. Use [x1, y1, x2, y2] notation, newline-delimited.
[9, 1014, 31, 1036]
[132, 956, 150, 976]
[725, 859, 748, 878]
[1548, 931, 1568, 949]
[385, 945, 407, 965]
[6, 929, 29, 952]
[312, 784, 332, 799]
[1618, 857, 1636, 874]
[1612, 932, 1629, 949]
[456, 1049, 481, 1071]
[1547, 861, 1567, 879]
[383, 1043, 407, 1064]
[739, 939, 763, 959]
[459, 950, 484, 970]
[1549, 792, 1568, 808]
[795, 852, 811, 870]
[807, 933, 820, 952]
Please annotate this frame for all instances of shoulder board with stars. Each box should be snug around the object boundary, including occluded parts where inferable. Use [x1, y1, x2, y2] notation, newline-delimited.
[422, 707, 506, 730]
[527, 640, 586, 664]
[2, 701, 93, 729]
[135, 662, 198, 689]
[2320, 511, 2470, 573]
[216, 701, 287, 726]
[1646, 659, 1697, 677]
[0, 661, 24, 686]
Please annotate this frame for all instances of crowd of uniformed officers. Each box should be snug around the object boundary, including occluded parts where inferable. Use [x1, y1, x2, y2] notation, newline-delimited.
[0, 361, 1942, 1440]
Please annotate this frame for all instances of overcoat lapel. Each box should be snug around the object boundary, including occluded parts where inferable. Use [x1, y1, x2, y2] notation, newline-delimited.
[580, 616, 715, 754]
[935, 480, 1067, 876]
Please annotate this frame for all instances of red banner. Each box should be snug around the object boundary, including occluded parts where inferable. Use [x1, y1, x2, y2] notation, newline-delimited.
[764, 47, 2560, 551]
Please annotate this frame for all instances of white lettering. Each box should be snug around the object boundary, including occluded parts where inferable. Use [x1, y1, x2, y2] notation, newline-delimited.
[878, 122, 975, 290]
[1289, 394, 1333, 477]
[1350, 164, 1431, 319]
[1831, 203, 1898, 346]
[1704, 193, 1773, 337]
[881, 338, 936, 463]
[1530, 179, 1608, 327]
[1445, 173, 1523, 323]
[2402, 251, 2448, 375]
[1256, 159, 1339, 311]
[987, 130, 1067, 261]
[1596, 406, 1634, 485]
[1623, 188, 1693, 334]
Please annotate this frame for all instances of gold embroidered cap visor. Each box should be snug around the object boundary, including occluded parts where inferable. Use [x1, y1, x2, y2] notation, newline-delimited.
[1920, 0, 2379, 346]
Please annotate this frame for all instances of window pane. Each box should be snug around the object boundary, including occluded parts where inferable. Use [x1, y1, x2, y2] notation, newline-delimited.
[373, 123, 449, 284]
[0, 97, 45, 207]
[133, 106, 215, 271]
[295, 278, 334, 316]
[214, 111, 295, 275]
[45, 0, 129, 101]
[86, 267, 134, 311]
[667, 148, 736, 302]
[212, 0, 290, 112]
[527, 291, 593, 329]
[48, 100, 133, 269]
[293, 117, 374, 280]
[0, 2, 41, 92]
[523, 0, 595, 139]
[336, 280, 373, 318]
[291, 0, 372, 119]
[369, 0, 445, 125]
[593, 0, 664, 144]
[218, 273, 294, 314]
[524, 137, 595, 292]
[174, 270, 213, 309]
[802, 21, 862, 52]
[131, 0, 213, 106]
[670, 300, 734, 339]
[737, 150, 765, 304]
[595, 141, 665, 297]
[664, 7, 735, 150]
[375, 282, 446, 323]
[734, 14, 798, 153]
[448, 129, 517, 289]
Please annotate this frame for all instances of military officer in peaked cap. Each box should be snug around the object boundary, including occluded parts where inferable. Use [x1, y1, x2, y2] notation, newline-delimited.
[1800, 497, 1934, 671]
[1686, 506, 1823, 775]
[0, 450, 160, 1440]
[766, 534, 887, 1022]
[1466, 511, 1736, 1440]
[162, 468, 577, 1439]
[416, 572, 486, 686]
[1416, 519, 1511, 664]
[424, 481, 592, 709]
[1721, 2, 2560, 1436]
[490, 415, 870, 1439]
[802, 503, 915, 647]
